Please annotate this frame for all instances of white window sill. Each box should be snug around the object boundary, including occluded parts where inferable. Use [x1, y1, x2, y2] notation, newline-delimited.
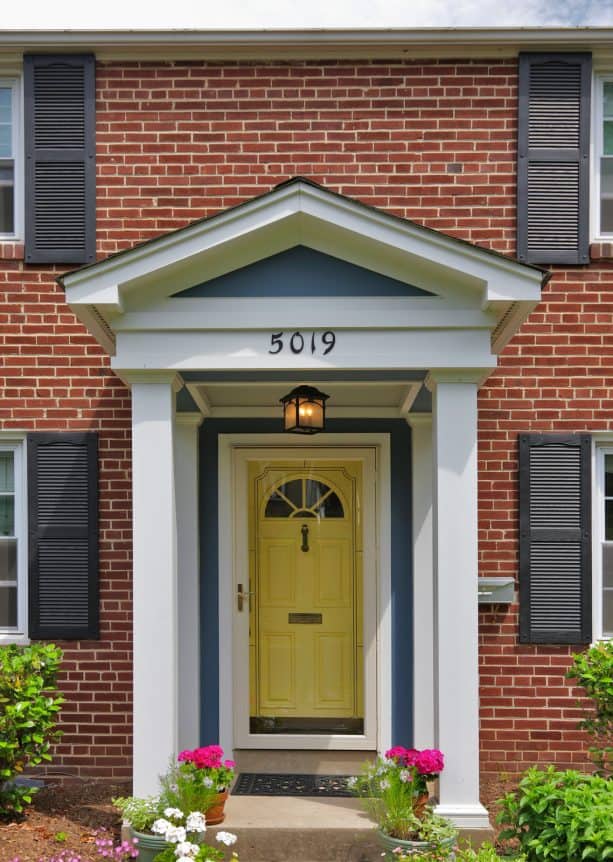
[0, 634, 30, 645]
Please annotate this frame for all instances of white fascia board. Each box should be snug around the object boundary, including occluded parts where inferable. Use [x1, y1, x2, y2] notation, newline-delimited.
[112, 297, 497, 332]
[1, 28, 613, 61]
[490, 299, 540, 354]
[111, 328, 496, 373]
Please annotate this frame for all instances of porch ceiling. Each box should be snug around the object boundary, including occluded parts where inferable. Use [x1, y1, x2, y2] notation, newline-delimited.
[185, 378, 425, 419]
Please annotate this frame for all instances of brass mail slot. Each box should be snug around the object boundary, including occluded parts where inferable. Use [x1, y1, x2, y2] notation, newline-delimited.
[288, 612, 323, 624]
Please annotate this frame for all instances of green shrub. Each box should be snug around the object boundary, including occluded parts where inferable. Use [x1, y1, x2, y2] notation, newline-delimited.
[566, 640, 613, 776]
[0, 643, 64, 817]
[497, 766, 613, 861]
[455, 843, 526, 861]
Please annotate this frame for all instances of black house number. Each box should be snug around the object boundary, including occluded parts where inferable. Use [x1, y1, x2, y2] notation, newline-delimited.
[268, 331, 336, 356]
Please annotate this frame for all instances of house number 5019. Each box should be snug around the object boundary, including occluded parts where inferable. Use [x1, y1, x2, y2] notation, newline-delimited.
[268, 331, 336, 356]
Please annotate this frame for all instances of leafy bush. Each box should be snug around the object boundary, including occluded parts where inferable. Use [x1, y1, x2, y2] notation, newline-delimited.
[497, 766, 613, 861]
[455, 843, 526, 861]
[566, 640, 613, 776]
[0, 643, 64, 817]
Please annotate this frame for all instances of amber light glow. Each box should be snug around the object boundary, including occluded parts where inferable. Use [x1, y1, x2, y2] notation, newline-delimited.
[280, 385, 329, 434]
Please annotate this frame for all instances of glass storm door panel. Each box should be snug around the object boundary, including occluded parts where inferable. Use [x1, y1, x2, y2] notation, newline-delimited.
[248, 461, 363, 734]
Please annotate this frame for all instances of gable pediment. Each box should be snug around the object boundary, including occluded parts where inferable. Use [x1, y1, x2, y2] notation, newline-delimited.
[59, 177, 547, 359]
[175, 245, 434, 299]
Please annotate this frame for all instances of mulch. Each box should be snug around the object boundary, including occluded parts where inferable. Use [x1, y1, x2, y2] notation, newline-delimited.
[0, 779, 130, 862]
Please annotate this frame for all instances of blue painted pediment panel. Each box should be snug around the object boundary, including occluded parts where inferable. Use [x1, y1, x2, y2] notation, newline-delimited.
[174, 245, 434, 298]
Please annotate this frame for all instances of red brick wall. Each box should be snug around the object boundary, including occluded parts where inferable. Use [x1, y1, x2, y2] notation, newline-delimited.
[0, 57, 597, 784]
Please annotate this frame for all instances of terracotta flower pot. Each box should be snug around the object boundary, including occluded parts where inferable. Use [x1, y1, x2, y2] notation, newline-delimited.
[205, 789, 228, 825]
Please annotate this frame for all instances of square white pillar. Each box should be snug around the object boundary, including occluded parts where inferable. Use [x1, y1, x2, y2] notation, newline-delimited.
[407, 415, 435, 749]
[428, 371, 490, 828]
[128, 372, 181, 795]
[175, 412, 203, 751]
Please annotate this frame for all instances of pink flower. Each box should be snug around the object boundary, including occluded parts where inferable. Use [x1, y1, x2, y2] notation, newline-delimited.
[224, 759, 236, 768]
[401, 749, 420, 767]
[385, 746, 407, 762]
[415, 749, 444, 775]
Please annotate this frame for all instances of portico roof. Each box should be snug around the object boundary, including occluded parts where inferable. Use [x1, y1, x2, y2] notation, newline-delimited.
[60, 177, 548, 363]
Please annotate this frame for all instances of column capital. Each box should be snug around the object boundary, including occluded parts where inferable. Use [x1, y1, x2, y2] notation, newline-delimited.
[120, 370, 184, 392]
[175, 412, 205, 428]
[425, 368, 493, 391]
[405, 413, 432, 429]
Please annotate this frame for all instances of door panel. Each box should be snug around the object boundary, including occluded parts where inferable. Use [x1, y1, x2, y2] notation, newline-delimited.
[249, 461, 363, 732]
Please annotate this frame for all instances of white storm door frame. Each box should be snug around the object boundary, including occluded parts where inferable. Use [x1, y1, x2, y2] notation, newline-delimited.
[218, 435, 390, 753]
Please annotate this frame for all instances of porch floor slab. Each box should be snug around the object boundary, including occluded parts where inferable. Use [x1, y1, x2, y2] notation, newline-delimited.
[209, 796, 495, 861]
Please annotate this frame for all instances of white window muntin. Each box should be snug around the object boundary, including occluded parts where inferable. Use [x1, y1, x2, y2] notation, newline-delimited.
[0, 441, 27, 640]
[594, 446, 613, 640]
[0, 77, 22, 241]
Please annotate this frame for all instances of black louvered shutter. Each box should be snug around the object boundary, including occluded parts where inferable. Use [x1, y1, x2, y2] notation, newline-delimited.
[519, 433, 591, 644]
[24, 54, 96, 265]
[27, 433, 99, 640]
[517, 53, 591, 265]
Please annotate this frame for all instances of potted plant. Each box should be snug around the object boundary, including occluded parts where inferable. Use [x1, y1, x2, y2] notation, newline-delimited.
[114, 799, 239, 862]
[350, 746, 457, 859]
[164, 745, 236, 824]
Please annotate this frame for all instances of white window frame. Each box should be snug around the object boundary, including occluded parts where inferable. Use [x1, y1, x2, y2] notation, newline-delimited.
[592, 73, 613, 241]
[593, 444, 613, 641]
[0, 76, 23, 242]
[0, 439, 28, 643]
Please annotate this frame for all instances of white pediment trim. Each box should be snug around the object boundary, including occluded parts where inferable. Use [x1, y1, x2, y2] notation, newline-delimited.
[60, 178, 546, 359]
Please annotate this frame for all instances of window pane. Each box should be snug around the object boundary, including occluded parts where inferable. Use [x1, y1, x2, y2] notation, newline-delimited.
[0, 125, 11, 159]
[0, 451, 14, 492]
[603, 544, 613, 588]
[605, 82, 613, 117]
[0, 585, 17, 627]
[0, 497, 14, 536]
[0, 88, 11, 124]
[316, 492, 344, 518]
[305, 480, 330, 508]
[602, 197, 613, 236]
[0, 166, 14, 234]
[605, 122, 613, 156]
[603, 590, 613, 638]
[0, 539, 16, 581]
[277, 480, 302, 509]
[602, 159, 613, 198]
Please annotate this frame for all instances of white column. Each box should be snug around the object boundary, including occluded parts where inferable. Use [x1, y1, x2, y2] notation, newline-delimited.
[428, 371, 490, 828]
[129, 372, 181, 795]
[406, 415, 435, 750]
[175, 413, 203, 751]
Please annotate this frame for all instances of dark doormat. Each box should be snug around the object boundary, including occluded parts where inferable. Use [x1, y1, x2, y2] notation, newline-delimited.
[232, 773, 356, 797]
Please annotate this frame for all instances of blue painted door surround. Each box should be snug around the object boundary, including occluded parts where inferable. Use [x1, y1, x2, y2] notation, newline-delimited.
[199, 418, 413, 749]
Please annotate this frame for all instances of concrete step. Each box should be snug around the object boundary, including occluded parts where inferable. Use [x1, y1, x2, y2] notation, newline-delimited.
[209, 796, 495, 862]
[209, 795, 380, 861]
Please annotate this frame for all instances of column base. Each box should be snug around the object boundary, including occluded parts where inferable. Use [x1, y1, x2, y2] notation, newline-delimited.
[434, 802, 492, 829]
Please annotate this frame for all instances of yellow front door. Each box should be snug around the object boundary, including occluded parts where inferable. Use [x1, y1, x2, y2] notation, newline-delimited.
[248, 460, 363, 734]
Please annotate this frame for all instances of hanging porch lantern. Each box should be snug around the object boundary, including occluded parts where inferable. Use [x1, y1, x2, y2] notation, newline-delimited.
[280, 385, 329, 434]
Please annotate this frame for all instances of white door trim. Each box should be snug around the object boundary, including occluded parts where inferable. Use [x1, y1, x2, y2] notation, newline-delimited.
[217, 433, 391, 755]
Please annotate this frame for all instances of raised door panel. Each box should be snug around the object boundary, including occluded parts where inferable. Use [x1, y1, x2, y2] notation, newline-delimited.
[259, 539, 296, 608]
[315, 537, 352, 607]
[313, 632, 354, 713]
[259, 633, 296, 713]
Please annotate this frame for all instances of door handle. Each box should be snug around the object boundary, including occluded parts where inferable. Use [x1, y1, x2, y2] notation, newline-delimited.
[301, 524, 309, 552]
[237, 583, 254, 612]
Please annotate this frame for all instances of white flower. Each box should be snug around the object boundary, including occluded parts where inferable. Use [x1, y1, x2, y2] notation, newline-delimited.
[399, 769, 413, 783]
[164, 807, 185, 820]
[151, 819, 172, 835]
[216, 831, 238, 846]
[346, 777, 357, 788]
[186, 812, 207, 833]
[165, 825, 187, 844]
[202, 776, 214, 788]
[175, 841, 200, 858]
[379, 779, 390, 790]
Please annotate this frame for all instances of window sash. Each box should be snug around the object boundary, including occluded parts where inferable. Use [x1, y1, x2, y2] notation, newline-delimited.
[0, 442, 26, 638]
[594, 75, 613, 239]
[0, 78, 21, 240]
[594, 446, 613, 639]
